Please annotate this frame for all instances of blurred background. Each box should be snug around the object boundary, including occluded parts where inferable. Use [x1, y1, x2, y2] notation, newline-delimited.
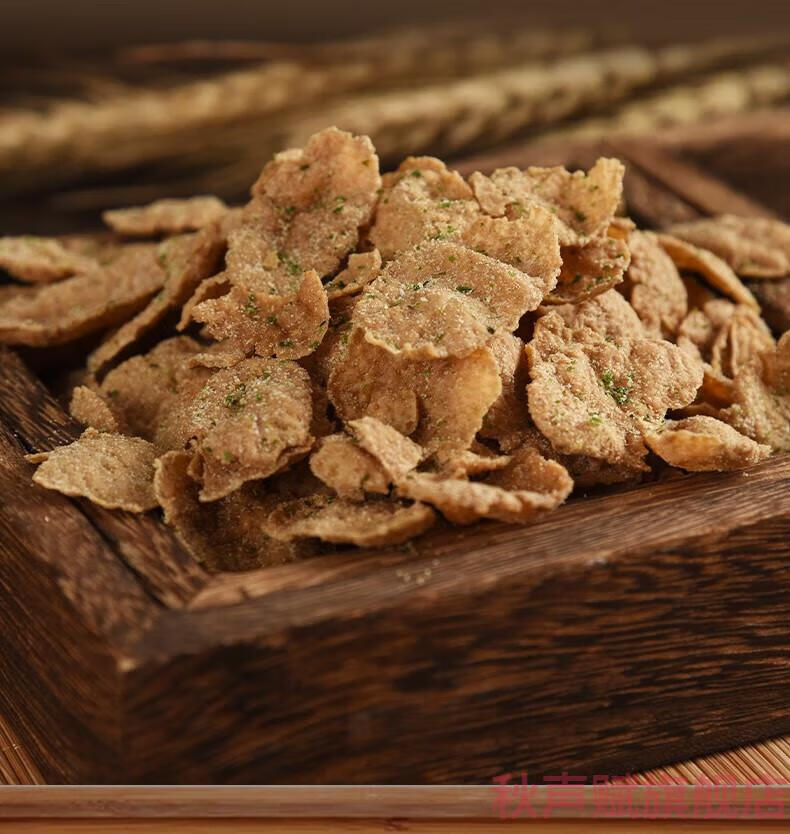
[1, 0, 789, 233]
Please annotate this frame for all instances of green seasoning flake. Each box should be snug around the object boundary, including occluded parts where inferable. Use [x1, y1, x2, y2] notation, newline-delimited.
[243, 293, 260, 319]
[278, 251, 301, 276]
[108, 388, 119, 399]
[455, 285, 473, 294]
[332, 195, 346, 214]
[266, 314, 278, 325]
[279, 339, 294, 348]
[222, 450, 236, 463]
[601, 370, 630, 405]
[224, 383, 247, 411]
[574, 209, 587, 223]
[588, 412, 603, 426]
[410, 170, 422, 178]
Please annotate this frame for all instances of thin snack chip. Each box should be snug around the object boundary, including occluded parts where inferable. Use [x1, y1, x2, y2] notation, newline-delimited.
[666, 215, 790, 278]
[28, 428, 157, 512]
[188, 358, 314, 501]
[656, 233, 759, 310]
[309, 433, 389, 501]
[0, 235, 97, 283]
[325, 249, 382, 300]
[347, 416, 424, 480]
[470, 157, 625, 245]
[103, 196, 229, 237]
[644, 415, 771, 471]
[69, 385, 123, 434]
[264, 494, 436, 547]
[178, 272, 231, 331]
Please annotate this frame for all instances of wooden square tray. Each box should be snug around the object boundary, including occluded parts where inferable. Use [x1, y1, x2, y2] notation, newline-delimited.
[1, 134, 789, 784]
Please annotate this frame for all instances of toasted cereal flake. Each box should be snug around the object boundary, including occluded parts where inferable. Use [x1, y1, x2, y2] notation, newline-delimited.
[228, 127, 380, 288]
[188, 358, 313, 501]
[369, 156, 479, 260]
[309, 433, 389, 500]
[99, 335, 204, 443]
[87, 226, 225, 376]
[461, 210, 561, 295]
[28, 428, 157, 512]
[656, 233, 759, 309]
[264, 494, 436, 547]
[470, 157, 625, 245]
[0, 243, 166, 347]
[325, 249, 382, 300]
[103, 196, 229, 237]
[644, 415, 771, 471]
[480, 332, 530, 447]
[666, 215, 790, 279]
[545, 231, 631, 305]
[721, 332, 790, 452]
[193, 269, 329, 360]
[437, 444, 512, 478]
[178, 272, 231, 331]
[619, 230, 687, 337]
[0, 235, 98, 283]
[154, 450, 311, 570]
[398, 448, 571, 525]
[527, 291, 702, 470]
[347, 416, 424, 480]
[69, 385, 122, 434]
[355, 241, 544, 359]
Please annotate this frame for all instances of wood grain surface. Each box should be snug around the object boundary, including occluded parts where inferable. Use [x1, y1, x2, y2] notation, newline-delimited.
[0, 131, 789, 785]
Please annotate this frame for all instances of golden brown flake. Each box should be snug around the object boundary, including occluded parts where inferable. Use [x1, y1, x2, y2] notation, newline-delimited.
[28, 429, 157, 512]
[103, 196, 229, 237]
[69, 385, 123, 434]
[309, 433, 390, 501]
[325, 249, 382, 300]
[347, 416, 424, 480]
[644, 415, 771, 471]
[0, 235, 98, 284]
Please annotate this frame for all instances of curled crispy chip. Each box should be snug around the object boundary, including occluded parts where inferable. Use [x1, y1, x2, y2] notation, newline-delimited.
[69, 385, 122, 434]
[0, 235, 98, 283]
[228, 127, 380, 288]
[619, 230, 687, 337]
[470, 157, 625, 245]
[527, 291, 702, 471]
[154, 450, 312, 570]
[354, 241, 544, 359]
[656, 233, 759, 310]
[325, 249, 382, 300]
[347, 416, 424, 480]
[103, 196, 229, 237]
[545, 229, 630, 305]
[368, 156, 480, 260]
[437, 445, 512, 478]
[98, 335, 205, 444]
[644, 415, 771, 471]
[0, 243, 166, 347]
[88, 226, 225, 376]
[178, 272, 231, 330]
[666, 215, 790, 279]
[264, 494, 436, 547]
[193, 269, 330, 360]
[398, 448, 571, 525]
[28, 429, 157, 512]
[329, 328, 501, 455]
[461, 211, 561, 295]
[188, 358, 314, 501]
[309, 433, 389, 501]
[480, 332, 530, 448]
[721, 332, 790, 452]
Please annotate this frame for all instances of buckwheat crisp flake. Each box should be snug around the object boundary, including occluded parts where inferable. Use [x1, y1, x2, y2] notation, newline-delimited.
[480, 332, 530, 448]
[264, 494, 436, 547]
[69, 385, 123, 434]
[309, 433, 390, 501]
[354, 241, 544, 360]
[193, 269, 330, 360]
[103, 196, 229, 237]
[0, 243, 166, 347]
[28, 428, 157, 513]
[229, 127, 380, 288]
[644, 415, 772, 471]
[619, 230, 688, 337]
[187, 358, 314, 502]
[666, 215, 790, 279]
[527, 291, 702, 470]
[461, 211, 562, 295]
[545, 230, 631, 305]
[325, 249, 382, 300]
[656, 233, 759, 310]
[87, 225, 226, 376]
[368, 156, 480, 260]
[470, 157, 625, 246]
[154, 450, 311, 570]
[0, 235, 98, 283]
[437, 445, 512, 478]
[178, 272, 232, 331]
[347, 416, 424, 481]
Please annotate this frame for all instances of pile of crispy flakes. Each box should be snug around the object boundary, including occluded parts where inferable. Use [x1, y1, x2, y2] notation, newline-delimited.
[2, 128, 788, 570]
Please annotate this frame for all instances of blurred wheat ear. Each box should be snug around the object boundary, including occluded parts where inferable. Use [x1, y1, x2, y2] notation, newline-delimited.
[0, 22, 788, 222]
